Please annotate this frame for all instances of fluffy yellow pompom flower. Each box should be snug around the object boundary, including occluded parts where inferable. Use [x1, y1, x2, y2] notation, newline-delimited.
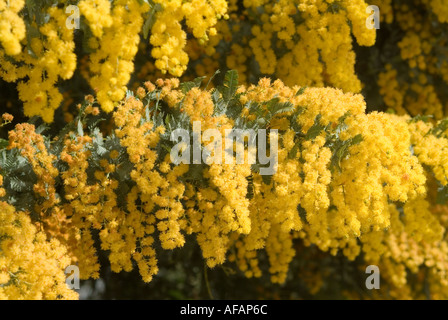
[0, 200, 78, 300]
[0, 0, 26, 56]
[85, 0, 149, 113]
[150, 0, 227, 76]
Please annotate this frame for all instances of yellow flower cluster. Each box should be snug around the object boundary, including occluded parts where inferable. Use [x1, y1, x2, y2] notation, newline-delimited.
[236, 80, 435, 284]
[0, 192, 77, 299]
[185, 161, 252, 268]
[60, 133, 102, 279]
[0, 0, 380, 123]
[113, 93, 189, 281]
[361, 198, 448, 299]
[0, 1, 228, 120]
[3, 0, 448, 131]
[369, 0, 393, 23]
[0, 0, 25, 55]
[378, 64, 445, 119]
[176, 85, 250, 268]
[0, 6, 76, 122]
[8, 123, 59, 214]
[378, 1, 448, 118]
[209, 79, 431, 285]
[225, 43, 249, 84]
[398, 33, 429, 70]
[150, 0, 227, 77]
[78, 0, 113, 38]
[4, 77, 448, 298]
[427, 0, 448, 23]
[85, 0, 149, 112]
[6, 120, 80, 270]
[409, 120, 448, 186]
[244, 0, 375, 92]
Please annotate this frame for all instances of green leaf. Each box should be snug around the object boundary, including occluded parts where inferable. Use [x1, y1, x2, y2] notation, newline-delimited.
[180, 76, 207, 94]
[116, 160, 134, 181]
[0, 139, 8, 150]
[193, 76, 207, 87]
[205, 70, 220, 89]
[305, 115, 326, 140]
[218, 70, 239, 104]
[25, 21, 41, 58]
[142, 3, 162, 39]
[409, 114, 433, 123]
[437, 185, 448, 204]
[80, 21, 96, 54]
[335, 111, 351, 130]
[180, 164, 208, 188]
[267, 99, 295, 116]
[9, 176, 31, 193]
[261, 174, 273, 185]
[96, 145, 107, 156]
[251, 164, 273, 185]
[36, 124, 49, 135]
[295, 86, 307, 96]
[288, 139, 302, 159]
[430, 119, 448, 138]
[330, 134, 363, 172]
[180, 82, 197, 94]
[351, 134, 363, 145]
